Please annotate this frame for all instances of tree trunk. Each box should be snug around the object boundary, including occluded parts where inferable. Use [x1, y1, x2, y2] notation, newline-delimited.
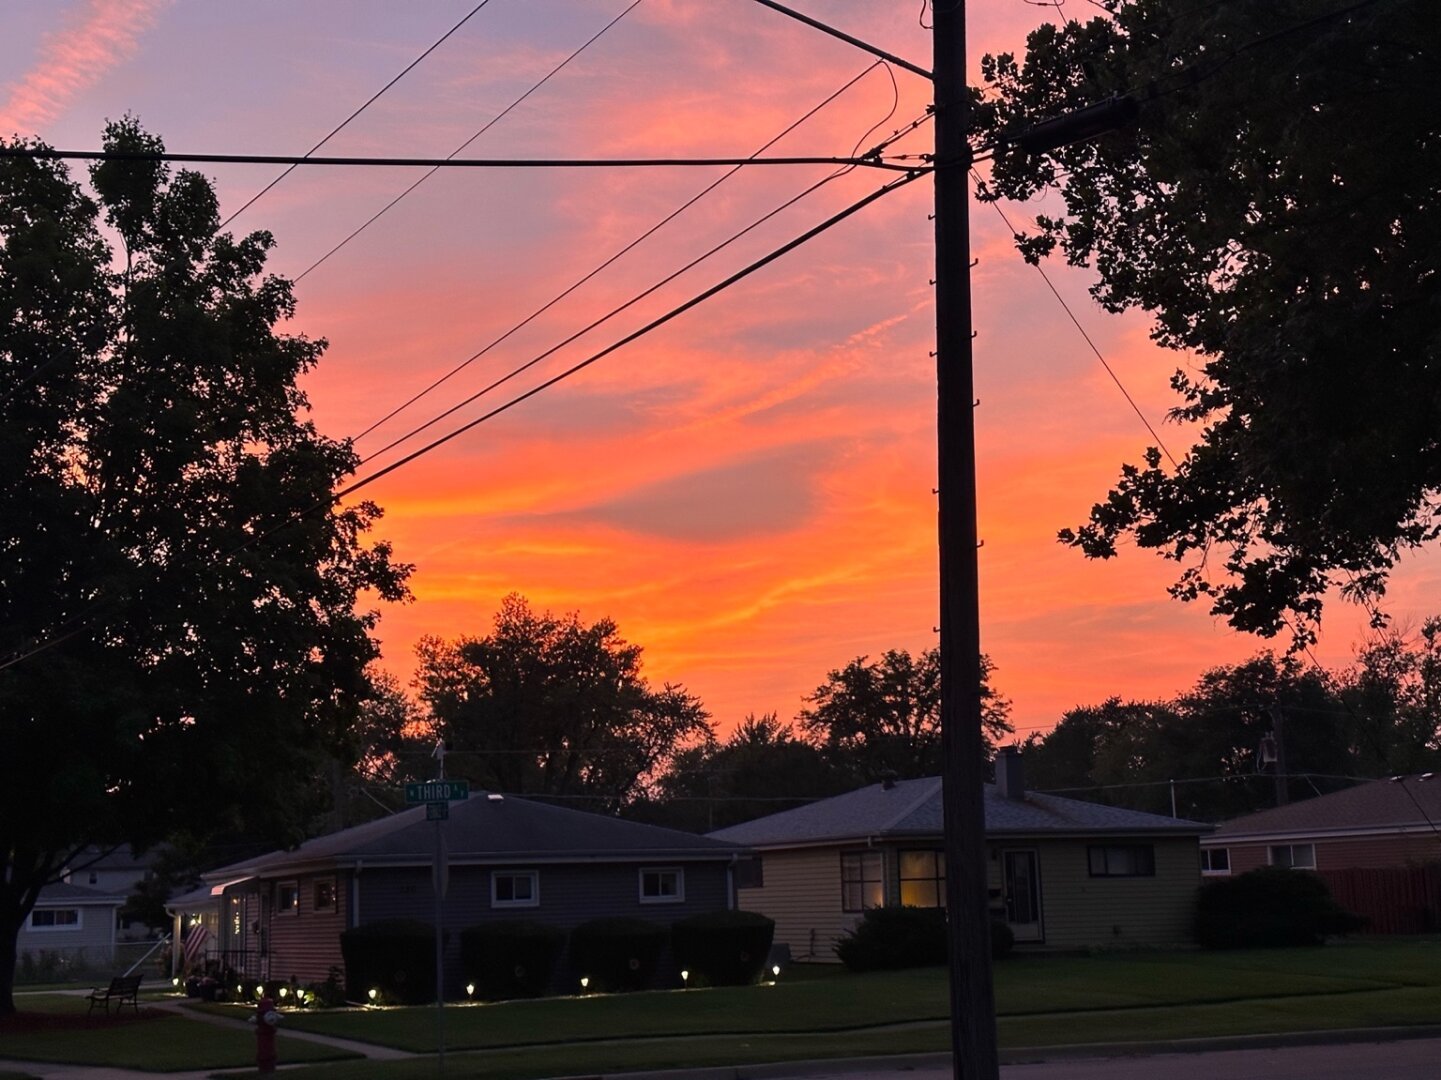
[0, 912, 20, 1016]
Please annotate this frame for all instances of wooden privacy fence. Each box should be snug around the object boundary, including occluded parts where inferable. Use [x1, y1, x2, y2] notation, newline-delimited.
[1320, 865, 1441, 935]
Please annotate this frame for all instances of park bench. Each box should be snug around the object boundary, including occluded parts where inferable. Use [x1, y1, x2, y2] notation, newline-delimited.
[86, 973, 142, 1016]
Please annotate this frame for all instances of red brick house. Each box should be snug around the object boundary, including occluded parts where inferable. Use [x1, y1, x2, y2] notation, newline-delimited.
[1200, 775, 1441, 933]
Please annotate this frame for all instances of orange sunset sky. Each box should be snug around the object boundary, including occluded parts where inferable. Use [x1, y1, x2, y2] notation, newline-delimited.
[5, 0, 1437, 739]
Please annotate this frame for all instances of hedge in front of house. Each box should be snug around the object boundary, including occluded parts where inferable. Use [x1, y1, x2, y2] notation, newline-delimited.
[339, 919, 441, 1004]
[567, 917, 668, 992]
[1196, 866, 1368, 948]
[834, 906, 1015, 970]
[460, 920, 566, 999]
[835, 905, 947, 970]
[671, 910, 775, 986]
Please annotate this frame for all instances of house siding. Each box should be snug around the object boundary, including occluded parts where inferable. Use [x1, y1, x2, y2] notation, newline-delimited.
[1025, 836, 1199, 949]
[317, 860, 730, 993]
[1216, 833, 1440, 875]
[736, 848, 862, 962]
[741, 836, 1200, 959]
[264, 872, 349, 985]
[19, 904, 117, 962]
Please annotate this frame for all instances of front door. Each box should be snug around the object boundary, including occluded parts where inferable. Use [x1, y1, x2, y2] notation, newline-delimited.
[1001, 849, 1043, 943]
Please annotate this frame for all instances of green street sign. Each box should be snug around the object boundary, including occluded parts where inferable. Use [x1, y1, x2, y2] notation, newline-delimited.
[425, 802, 449, 821]
[405, 780, 470, 804]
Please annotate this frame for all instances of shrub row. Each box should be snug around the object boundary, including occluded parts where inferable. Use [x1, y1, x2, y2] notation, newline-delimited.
[340, 910, 775, 1002]
[1196, 866, 1367, 948]
[834, 906, 1014, 971]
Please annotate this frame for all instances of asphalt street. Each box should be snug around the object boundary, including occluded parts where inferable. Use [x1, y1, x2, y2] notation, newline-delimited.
[782, 1036, 1441, 1080]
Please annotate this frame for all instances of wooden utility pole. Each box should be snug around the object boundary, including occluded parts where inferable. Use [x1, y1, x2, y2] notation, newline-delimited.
[932, 2, 1001, 1078]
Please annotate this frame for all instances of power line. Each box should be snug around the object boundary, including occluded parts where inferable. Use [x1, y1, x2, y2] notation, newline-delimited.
[970, 169, 1179, 469]
[218, 0, 496, 231]
[333, 169, 926, 504]
[748, 0, 933, 80]
[354, 60, 897, 444]
[358, 113, 929, 467]
[292, 0, 646, 282]
[0, 170, 925, 675]
[1, 147, 902, 171]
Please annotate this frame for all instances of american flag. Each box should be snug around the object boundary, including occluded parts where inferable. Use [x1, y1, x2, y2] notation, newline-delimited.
[182, 925, 210, 970]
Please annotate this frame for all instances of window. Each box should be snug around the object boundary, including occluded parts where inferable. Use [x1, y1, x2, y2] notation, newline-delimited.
[275, 881, 300, 915]
[30, 908, 81, 930]
[899, 850, 946, 908]
[734, 857, 763, 890]
[1200, 848, 1230, 875]
[313, 877, 337, 912]
[87, 871, 99, 885]
[1270, 843, 1316, 870]
[841, 851, 884, 912]
[640, 867, 684, 904]
[492, 871, 539, 908]
[1087, 845, 1156, 878]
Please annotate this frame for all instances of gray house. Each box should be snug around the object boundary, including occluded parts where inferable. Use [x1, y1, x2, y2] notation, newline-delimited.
[173, 792, 746, 987]
[19, 882, 126, 968]
[710, 749, 1210, 958]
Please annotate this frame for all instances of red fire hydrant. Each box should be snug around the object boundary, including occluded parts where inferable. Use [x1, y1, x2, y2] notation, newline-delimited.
[254, 995, 281, 1073]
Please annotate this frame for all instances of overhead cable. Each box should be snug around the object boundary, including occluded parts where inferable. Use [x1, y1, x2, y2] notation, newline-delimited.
[354, 61, 895, 443]
[219, 0, 496, 230]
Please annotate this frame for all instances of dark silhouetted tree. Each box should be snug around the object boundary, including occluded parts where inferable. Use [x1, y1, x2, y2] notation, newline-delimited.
[637, 713, 847, 832]
[0, 121, 409, 1013]
[799, 649, 1012, 784]
[973, 0, 1440, 643]
[413, 594, 711, 811]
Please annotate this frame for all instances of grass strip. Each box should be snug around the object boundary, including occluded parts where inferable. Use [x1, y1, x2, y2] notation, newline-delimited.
[0, 995, 358, 1071]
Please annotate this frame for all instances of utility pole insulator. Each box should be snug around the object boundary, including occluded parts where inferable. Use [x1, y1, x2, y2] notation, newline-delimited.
[1014, 95, 1139, 154]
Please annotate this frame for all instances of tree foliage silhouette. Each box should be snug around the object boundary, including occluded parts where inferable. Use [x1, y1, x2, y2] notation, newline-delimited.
[0, 120, 409, 1013]
[973, 0, 1439, 642]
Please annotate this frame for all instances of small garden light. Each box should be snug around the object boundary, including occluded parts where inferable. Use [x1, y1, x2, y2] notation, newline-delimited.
[579, 976, 589, 990]
[368, 988, 379, 1002]
[680, 970, 689, 983]
[772, 965, 781, 977]
[278, 986, 288, 998]
[171, 977, 180, 987]
[466, 983, 475, 997]
[235, 984, 243, 996]
[255, 985, 265, 998]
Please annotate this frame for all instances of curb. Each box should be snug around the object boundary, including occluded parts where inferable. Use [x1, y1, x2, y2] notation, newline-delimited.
[579, 1024, 1441, 1080]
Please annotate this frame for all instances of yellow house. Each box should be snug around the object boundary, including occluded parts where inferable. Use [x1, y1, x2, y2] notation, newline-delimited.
[710, 749, 1209, 959]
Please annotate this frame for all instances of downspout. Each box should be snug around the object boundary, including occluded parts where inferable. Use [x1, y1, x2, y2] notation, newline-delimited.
[726, 855, 737, 911]
[350, 861, 361, 929]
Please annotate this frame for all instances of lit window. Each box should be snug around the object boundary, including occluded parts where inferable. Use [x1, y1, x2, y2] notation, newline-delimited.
[276, 881, 299, 915]
[492, 871, 539, 908]
[1270, 844, 1316, 870]
[841, 852, 885, 912]
[1087, 845, 1156, 878]
[1200, 848, 1230, 875]
[899, 850, 947, 908]
[30, 908, 81, 929]
[640, 868, 684, 904]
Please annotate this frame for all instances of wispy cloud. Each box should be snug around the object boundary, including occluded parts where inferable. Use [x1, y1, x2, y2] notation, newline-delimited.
[0, 0, 169, 138]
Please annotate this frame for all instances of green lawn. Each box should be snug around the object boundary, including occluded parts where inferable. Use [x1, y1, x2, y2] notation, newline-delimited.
[9, 938, 1441, 1078]
[0, 994, 359, 1072]
[267, 937, 1439, 1054]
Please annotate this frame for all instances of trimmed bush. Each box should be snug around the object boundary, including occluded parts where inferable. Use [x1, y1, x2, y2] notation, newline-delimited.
[835, 906, 947, 971]
[671, 910, 776, 987]
[567, 917, 668, 992]
[339, 919, 441, 1004]
[1196, 866, 1368, 948]
[460, 920, 566, 999]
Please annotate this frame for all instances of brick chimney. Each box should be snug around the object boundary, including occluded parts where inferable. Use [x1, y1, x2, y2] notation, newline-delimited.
[995, 745, 1025, 801]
